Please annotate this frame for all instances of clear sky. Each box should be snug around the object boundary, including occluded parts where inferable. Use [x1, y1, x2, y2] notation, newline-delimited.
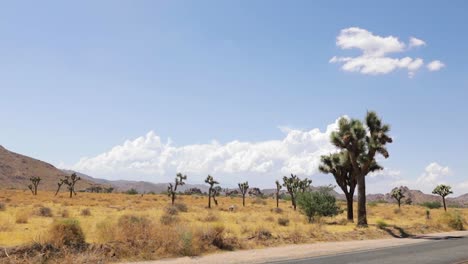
[1, 1, 467, 195]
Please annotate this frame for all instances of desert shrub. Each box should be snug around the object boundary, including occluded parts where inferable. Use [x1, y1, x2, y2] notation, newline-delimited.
[0, 203, 6, 211]
[376, 219, 388, 229]
[421, 201, 442, 209]
[96, 219, 116, 243]
[48, 219, 86, 249]
[256, 227, 272, 240]
[117, 215, 154, 242]
[368, 201, 378, 207]
[271, 207, 283, 214]
[393, 208, 401, 214]
[61, 209, 70, 218]
[277, 217, 290, 226]
[441, 211, 465, 230]
[204, 213, 219, 222]
[165, 206, 179, 215]
[125, 188, 139, 195]
[38, 207, 53, 217]
[265, 216, 274, 222]
[0, 218, 14, 231]
[252, 198, 267, 205]
[196, 224, 238, 251]
[174, 203, 188, 212]
[296, 190, 342, 223]
[80, 208, 91, 216]
[15, 210, 29, 224]
[160, 213, 179, 225]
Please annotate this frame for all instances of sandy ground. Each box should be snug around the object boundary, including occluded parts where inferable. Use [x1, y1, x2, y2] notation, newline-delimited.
[122, 231, 468, 264]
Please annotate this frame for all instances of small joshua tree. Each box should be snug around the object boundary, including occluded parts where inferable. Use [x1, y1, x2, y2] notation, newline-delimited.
[167, 173, 187, 205]
[205, 175, 219, 208]
[275, 180, 282, 208]
[28, 176, 41, 195]
[391, 187, 405, 208]
[283, 174, 312, 210]
[238, 181, 249, 207]
[212, 186, 222, 206]
[56, 173, 81, 198]
[432, 184, 453, 211]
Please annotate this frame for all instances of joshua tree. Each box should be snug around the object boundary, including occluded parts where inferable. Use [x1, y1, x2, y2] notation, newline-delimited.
[275, 180, 282, 208]
[238, 181, 249, 207]
[28, 176, 41, 195]
[432, 184, 453, 211]
[212, 186, 222, 206]
[391, 187, 405, 208]
[205, 175, 219, 208]
[319, 151, 359, 222]
[283, 174, 311, 210]
[330, 111, 392, 227]
[56, 173, 81, 198]
[167, 173, 187, 205]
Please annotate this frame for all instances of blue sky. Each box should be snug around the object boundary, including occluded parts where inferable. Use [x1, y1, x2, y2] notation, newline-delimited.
[1, 1, 467, 194]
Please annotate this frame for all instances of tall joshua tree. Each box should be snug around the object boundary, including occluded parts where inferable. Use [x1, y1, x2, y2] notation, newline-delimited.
[56, 173, 81, 198]
[432, 184, 453, 212]
[283, 174, 311, 210]
[391, 187, 405, 208]
[205, 175, 219, 208]
[275, 180, 282, 208]
[238, 181, 249, 207]
[330, 111, 392, 227]
[28, 176, 41, 195]
[167, 173, 187, 205]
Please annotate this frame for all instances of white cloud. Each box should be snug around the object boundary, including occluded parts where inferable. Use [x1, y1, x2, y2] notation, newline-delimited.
[427, 60, 445, 71]
[71, 118, 343, 187]
[330, 27, 442, 77]
[417, 162, 451, 184]
[409, 37, 426, 48]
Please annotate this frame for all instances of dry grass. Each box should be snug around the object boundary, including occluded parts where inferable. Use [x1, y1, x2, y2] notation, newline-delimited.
[0, 190, 466, 263]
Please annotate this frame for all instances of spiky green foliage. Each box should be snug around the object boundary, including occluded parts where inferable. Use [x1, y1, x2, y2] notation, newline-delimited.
[168, 173, 187, 205]
[329, 111, 392, 227]
[319, 151, 356, 221]
[296, 188, 342, 223]
[432, 184, 453, 211]
[282, 174, 312, 210]
[28, 176, 41, 195]
[205, 175, 219, 208]
[275, 180, 282, 208]
[238, 181, 249, 207]
[391, 187, 405, 208]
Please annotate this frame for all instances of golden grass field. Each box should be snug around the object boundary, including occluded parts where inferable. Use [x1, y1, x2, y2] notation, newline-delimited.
[0, 190, 466, 263]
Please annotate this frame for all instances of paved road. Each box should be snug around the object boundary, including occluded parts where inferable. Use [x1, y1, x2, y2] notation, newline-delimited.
[269, 236, 468, 264]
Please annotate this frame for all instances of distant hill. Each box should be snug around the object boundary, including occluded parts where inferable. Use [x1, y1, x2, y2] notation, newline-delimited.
[0, 145, 98, 191]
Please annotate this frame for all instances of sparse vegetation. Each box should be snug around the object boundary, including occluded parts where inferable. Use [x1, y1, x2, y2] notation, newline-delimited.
[296, 188, 342, 223]
[27, 176, 41, 195]
[275, 180, 282, 208]
[125, 188, 139, 195]
[391, 187, 405, 208]
[282, 174, 311, 210]
[167, 173, 187, 205]
[421, 201, 442, 209]
[238, 181, 249, 207]
[205, 175, 219, 209]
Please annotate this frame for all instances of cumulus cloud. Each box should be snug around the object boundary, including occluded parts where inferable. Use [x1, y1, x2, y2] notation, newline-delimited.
[427, 60, 445, 71]
[72, 118, 344, 187]
[330, 27, 444, 77]
[417, 162, 451, 184]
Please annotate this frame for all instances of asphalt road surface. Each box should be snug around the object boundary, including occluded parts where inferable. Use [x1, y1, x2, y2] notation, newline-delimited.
[269, 236, 468, 264]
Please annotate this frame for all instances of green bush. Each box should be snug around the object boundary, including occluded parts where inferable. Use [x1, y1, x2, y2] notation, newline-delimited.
[376, 219, 388, 229]
[420, 201, 442, 209]
[296, 189, 342, 223]
[125, 188, 139, 195]
[446, 211, 465, 230]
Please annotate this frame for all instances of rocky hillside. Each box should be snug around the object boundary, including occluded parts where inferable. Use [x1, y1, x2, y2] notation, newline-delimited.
[0, 146, 98, 191]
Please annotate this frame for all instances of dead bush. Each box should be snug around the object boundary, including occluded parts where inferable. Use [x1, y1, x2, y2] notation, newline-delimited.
[174, 203, 188, 212]
[256, 227, 272, 240]
[81, 208, 91, 216]
[271, 207, 283, 214]
[160, 213, 179, 225]
[204, 213, 219, 222]
[15, 210, 29, 224]
[165, 206, 179, 215]
[48, 219, 86, 249]
[0, 203, 6, 211]
[277, 217, 290, 226]
[38, 207, 53, 217]
[61, 209, 70, 218]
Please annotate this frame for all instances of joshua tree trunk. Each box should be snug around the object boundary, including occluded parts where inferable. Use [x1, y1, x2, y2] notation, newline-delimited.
[171, 193, 176, 205]
[397, 199, 401, 208]
[291, 193, 296, 210]
[242, 194, 245, 207]
[442, 196, 447, 211]
[208, 188, 212, 208]
[357, 175, 367, 227]
[345, 193, 354, 222]
[276, 193, 279, 208]
[69, 189, 73, 198]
